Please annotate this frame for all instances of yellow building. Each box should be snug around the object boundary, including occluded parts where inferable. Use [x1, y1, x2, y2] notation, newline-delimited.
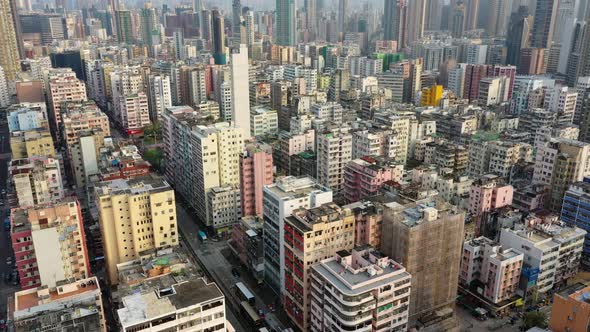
[95, 174, 178, 284]
[10, 129, 55, 158]
[0, 0, 21, 80]
[318, 74, 331, 90]
[421, 85, 443, 107]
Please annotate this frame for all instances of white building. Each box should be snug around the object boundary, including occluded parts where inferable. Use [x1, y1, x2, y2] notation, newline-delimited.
[499, 224, 585, 293]
[207, 184, 241, 232]
[466, 44, 488, 64]
[117, 278, 226, 332]
[110, 67, 144, 123]
[262, 176, 333, 294]
[119, 93, 150, 131]
[230, 44, 251, 138]
[311, 102, 343, 124]
[250, 106, 278, 137]
[220, 81, 232, 121]
[310, 247, 412, 332]
[317, 128, 353, 193]
[147, 75, 172, 121]
[544, 86, 579, 125]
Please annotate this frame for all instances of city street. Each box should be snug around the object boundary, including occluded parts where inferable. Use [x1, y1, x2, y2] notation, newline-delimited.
[175, 200, 292, 332]
[0, 116, 19, 322]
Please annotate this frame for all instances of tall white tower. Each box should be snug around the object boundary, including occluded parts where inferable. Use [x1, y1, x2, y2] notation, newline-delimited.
[230, 44, 251, 138]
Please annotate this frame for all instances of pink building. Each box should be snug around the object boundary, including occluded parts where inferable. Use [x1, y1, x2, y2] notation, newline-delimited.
[343, 157, 401, 203]
[344, 200, 383, 248]
[461, 237, 523, 304]
[240, 143, 273, 217]
[10, 198, 90, 290]
[469, 174, 514, 216]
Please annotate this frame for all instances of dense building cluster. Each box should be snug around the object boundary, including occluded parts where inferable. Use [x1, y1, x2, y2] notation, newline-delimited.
[1, 0, 590, 331]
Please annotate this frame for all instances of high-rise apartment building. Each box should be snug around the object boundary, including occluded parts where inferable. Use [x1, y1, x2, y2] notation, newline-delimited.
[506, 6, 533, 67]
[460, 237, 523, 304]
[212, 9, 226, 64]
[118, 93, 150, 132]
[499, 224, 585, 293]
[317, 128, 353, 194]
[531, 0, 559, 48]
[310, 247, 412, 332]
[60, 102, 110, 146]
[562, 180, 590, 267]
[382, 197, 465, 320]
[146, 75, 172, 121]
[0, 66, 9, 107]
[115, 10, 134, 44]
[284, 203, 355, 331]
[95, 175, 178, 284]
[9, 156, 64, 208]
[162, 109, 244, 231]
[10, 198, 90, 289]
[407, 0, 425, 43]
[262, 176, 333, 295]
[0, 0, 20, 80]
[343, 157, 400, 203]
[231, 44, 251, 138]
[240, 143, 273, 217]
[48, 73, 88, 139]
[533, 138, 590, 211]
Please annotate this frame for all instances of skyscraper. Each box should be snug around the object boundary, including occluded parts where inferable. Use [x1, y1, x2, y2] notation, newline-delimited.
[193, 0, 202, 11]
[506, 6, 533, 66]
[383, 0, 408, 49]
[407, 0, 426, 44]
[115, 10, 133, 44]
[0, 0, 21, 80]
[486, 0, 510, 36]
[230, 45, 251, 138]
[232, 0, 242, 42]
[212, 9, 226, 65]
[424, 0, 442, 31]
[140, 4, 158, 46]
[276, 0, 296, 46]
[338, 0, 348, 41]
[566, 21, 590, 86]
[451, 3, 466, 38]
[305, 0, 317, 39]
[464, 0, 480, 31]
[531, 0, 559, 48]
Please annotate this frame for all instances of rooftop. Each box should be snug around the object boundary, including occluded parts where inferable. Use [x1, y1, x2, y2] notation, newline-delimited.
[13, 277, 101, 321]
[95, 174, 171, 196]
[266, 176, 330, 201]
[385, 197, 462, 228]
[313, 247, 410, 296]
[117, 278, 223, 328]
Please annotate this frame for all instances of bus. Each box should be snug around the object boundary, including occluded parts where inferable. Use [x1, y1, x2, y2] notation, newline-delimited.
[240, 301, 263, 327]
[235, 282, 255, 305]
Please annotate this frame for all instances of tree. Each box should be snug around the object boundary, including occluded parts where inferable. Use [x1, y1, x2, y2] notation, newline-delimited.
[143, 121, 162, 145]
[522, 311, 548, 330]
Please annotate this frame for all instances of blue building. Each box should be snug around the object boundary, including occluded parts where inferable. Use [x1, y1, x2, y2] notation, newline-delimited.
[7, 104, 47, 132]
[561, 179, 590, 268]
